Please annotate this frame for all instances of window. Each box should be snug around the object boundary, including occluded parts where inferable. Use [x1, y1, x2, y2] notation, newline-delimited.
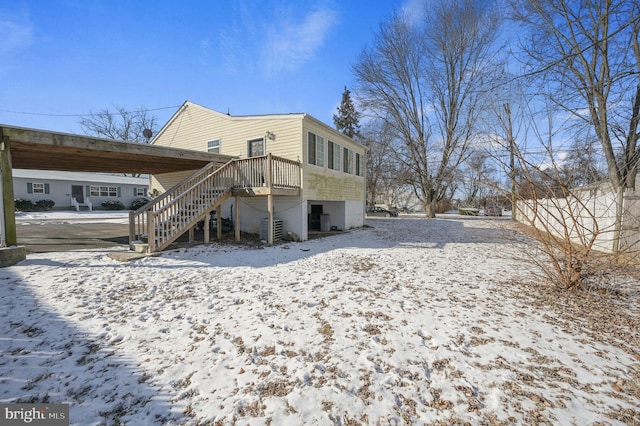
[90, 186, 118, 197]
[328, 141, 341, 171]
[32, 183, 45, 194]
[27, 182, 49, 194]
[343, 147, 354, 174]
[134, 187, 147, 197]
[207, 139, 220, 153]
[356, 153, 364, 176]
[307, 132, 324, 167]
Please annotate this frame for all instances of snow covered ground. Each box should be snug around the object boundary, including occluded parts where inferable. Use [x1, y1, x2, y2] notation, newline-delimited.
[15, 210, 131, 225]
[1, 215, 639, 425]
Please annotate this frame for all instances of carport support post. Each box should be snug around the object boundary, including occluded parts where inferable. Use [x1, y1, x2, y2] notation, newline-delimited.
[0, 131, 17, 247]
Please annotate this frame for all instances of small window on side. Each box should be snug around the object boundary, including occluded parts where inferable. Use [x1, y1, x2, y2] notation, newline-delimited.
[207, 139, 220, 153]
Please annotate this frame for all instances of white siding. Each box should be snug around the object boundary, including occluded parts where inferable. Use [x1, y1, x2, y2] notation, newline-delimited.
[13, 173, 149, 210]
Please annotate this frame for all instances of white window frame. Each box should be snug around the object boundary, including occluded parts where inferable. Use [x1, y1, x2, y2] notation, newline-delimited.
[207, 139, 221, 153]
[343, 147, 354, 174]
[328, 141, 341, 171]
[134, 188, 146, 197]
[91, 186, 118, 197]
[32, 183, 45, 194]
[307, 132, 324, 167]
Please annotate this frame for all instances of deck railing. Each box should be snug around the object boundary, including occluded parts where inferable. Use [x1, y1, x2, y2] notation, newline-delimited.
[129, 154, 301, 252]
[232, 153, 301, 190]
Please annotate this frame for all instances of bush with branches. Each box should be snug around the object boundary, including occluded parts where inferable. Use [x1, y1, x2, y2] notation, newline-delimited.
[130, 198, 150, 210]
[101, 200, 125, 210]
[14, 199, 55, 212]
[14, 199, 34, 212]
[34, 200, 55, 211]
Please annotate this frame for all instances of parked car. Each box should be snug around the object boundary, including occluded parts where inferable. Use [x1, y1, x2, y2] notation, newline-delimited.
[366, 207, 398, 217]
[485, 206, 503, 216]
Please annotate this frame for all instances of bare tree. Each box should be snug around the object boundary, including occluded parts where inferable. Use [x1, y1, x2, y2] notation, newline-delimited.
[354, 0, 502, 217]
[461, 152, 499, 207]
[561, 133, 607, 188]
[79, 105, 159, 177]
[512, 0, 640, 253]
[475, 101, 600, 290]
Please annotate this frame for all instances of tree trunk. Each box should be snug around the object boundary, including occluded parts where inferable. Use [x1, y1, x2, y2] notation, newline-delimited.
[425, 200, 437, 218]
[612, 187, 625, 254]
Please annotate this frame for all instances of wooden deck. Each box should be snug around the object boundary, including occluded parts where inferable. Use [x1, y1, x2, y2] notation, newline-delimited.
[129, 154, 301, 252]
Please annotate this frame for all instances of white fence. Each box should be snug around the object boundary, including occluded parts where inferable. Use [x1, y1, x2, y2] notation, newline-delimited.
[515, 188, 639, 253]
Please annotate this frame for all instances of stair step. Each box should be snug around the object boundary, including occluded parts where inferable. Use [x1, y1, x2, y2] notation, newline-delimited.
[130, 241, 150, 253]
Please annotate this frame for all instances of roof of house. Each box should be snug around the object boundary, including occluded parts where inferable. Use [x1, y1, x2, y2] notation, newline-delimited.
[154, 101, 366, 150]
[13, 169, 149, 185]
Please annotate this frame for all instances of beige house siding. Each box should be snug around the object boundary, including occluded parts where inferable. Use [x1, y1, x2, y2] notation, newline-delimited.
[304, 169, 365, 200]
[152, 103, 222, 151]
[150, 170, 193, 194]
[143, 101, 366, 241]
[150, 101, 366, 211]
[153, 102, 304, 160]
[301, 116, 366, 201]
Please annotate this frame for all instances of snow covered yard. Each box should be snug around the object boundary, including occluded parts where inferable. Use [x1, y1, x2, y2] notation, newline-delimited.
[1, 216, 639, 425]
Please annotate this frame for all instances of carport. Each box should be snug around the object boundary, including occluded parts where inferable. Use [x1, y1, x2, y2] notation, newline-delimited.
[0, 125, 234, 266]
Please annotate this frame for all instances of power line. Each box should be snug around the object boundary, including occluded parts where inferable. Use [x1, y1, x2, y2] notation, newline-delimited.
[0, 105, 181, 118]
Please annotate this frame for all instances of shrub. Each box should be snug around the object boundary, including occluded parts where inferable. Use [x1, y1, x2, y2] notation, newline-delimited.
[14, 198, 34, 211]
[131, 197, 151, 210]
[102, 200, 125, 210]
[34, 199, 55, 211]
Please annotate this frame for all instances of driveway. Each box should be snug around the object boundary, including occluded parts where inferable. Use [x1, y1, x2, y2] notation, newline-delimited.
[16, 221, 130, 253]
[14, 211, 131, 253]
[13, 210, 210, 253]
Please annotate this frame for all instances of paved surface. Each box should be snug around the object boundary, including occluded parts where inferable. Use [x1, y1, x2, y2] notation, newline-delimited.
[16, 221, 131, 253]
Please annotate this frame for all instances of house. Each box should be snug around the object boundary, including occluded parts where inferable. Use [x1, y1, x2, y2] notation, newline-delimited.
[143, 101, 366, 249]
[12, 169, 149, 211]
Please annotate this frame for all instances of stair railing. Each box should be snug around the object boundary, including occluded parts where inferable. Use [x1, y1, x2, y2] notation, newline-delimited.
[129, 154, 301, 252]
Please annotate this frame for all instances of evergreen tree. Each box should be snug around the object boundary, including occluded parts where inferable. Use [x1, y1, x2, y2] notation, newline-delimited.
[333, 87, 361, 139]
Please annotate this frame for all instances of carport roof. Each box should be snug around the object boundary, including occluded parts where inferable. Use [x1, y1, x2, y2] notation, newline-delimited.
[1, 125, 236, 174]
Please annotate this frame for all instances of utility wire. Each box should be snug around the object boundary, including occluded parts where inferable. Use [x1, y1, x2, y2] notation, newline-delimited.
[0, 105, 180, 117]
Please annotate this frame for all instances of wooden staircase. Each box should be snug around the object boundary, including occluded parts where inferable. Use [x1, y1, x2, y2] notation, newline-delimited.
[129, 154, 301, 253]
[129, 160, 235, 253]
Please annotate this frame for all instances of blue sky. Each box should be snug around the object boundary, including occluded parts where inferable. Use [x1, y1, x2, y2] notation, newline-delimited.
[0, 0, 420, 135]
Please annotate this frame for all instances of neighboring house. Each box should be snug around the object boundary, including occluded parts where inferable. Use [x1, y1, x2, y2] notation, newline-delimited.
[149, 101, 367, 243]
[13, 169, 149, 210]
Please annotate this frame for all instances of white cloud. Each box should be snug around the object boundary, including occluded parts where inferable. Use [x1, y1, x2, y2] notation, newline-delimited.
[263, 6, 339, 76]
[217, 2, 339, 77]
[400, 0, 424, 26]
[0, 17, 33, 53]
